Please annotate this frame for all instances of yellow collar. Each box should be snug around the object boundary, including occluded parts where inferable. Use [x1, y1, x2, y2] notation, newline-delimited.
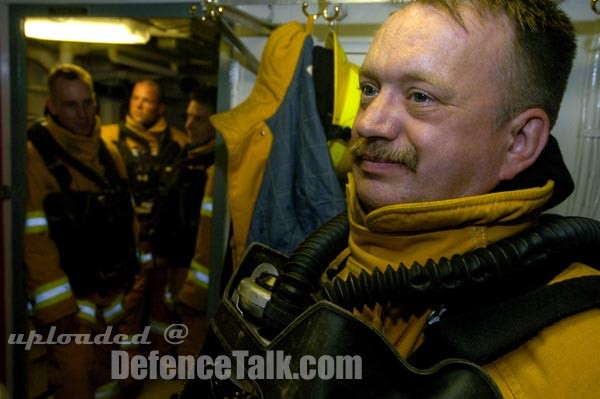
[343, 173, 554, 273]
[124, 114, 168, 140]
[347, 173, 554, 233]
[45, 116, 102, 162]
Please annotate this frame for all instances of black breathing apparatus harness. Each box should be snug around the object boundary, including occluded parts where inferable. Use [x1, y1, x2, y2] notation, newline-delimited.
[117, 122, 181, 218]
[179, 211, 600, 399]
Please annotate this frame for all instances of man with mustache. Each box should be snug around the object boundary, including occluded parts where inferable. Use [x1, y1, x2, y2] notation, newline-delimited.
[330, 1, 599, 398]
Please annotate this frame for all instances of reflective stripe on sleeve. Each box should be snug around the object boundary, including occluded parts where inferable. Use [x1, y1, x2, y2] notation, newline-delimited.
[25, 211, 49, 234]
[103, 294, 125, 325]
[76, 299, 98, 324]
[31, 276, 73, 311]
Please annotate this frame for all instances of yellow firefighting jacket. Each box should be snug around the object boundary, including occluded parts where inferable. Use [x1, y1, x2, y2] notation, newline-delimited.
[337, 174, 600, 399]
[101, 114, 187, 155]
[25, 116, 131, 326]
[177, 165, 215, 311]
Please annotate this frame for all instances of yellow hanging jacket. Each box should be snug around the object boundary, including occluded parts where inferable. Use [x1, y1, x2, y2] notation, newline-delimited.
[209, 22, 310, 266]
[336, 174, 600, 399]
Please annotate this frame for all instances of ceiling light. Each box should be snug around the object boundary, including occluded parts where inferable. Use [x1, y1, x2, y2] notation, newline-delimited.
[24, 17, 151, 44]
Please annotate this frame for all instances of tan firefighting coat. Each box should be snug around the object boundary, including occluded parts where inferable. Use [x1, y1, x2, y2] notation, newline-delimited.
[25, 116, 132, 327]
[336, 174, 600, 399]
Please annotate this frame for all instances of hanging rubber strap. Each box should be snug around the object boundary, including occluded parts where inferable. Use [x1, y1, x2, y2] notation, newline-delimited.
[409, 275, 600, 367]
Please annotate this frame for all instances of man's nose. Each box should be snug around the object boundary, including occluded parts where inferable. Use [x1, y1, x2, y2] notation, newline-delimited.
[76, 104, 88, 118]
[353, 91, 402, 141]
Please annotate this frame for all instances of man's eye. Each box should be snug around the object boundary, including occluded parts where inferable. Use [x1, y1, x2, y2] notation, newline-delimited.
[411, 92, 433, 103]
[360, 83, 379, 97]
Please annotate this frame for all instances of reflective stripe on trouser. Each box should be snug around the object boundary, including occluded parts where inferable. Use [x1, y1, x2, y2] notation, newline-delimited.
[200, 197, 213, 217]
[119, 333, 142, 350]
[149, 318, 169, 335]
[164, 285, 175, 311]
[188, 260, 209, 289]
[94, 380, 120, 399]
[138, 249, 154, 265]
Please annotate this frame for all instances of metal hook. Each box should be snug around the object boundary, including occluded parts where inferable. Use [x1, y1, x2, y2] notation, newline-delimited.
[593, 0, 600, 15]
[190, 1, 222, 21]
[322, 4, 342, 26]
[204, 0, 223, 21]
[190, 4, 198, 17]
[302, 2, 320, 21]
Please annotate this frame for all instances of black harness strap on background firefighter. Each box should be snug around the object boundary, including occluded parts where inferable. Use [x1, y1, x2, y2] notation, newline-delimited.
[151, 144, 214, 265]
[28, 123, 139, 297]
[116, 123, 192, 264]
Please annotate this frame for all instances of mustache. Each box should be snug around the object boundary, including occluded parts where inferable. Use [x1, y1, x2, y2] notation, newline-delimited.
[349, 137, 418, 172]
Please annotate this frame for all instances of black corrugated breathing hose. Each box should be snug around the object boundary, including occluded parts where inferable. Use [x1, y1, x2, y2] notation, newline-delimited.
[260, 211, 349, 337]
[321, 215, 600, 311]
[260, 213, 600, 337]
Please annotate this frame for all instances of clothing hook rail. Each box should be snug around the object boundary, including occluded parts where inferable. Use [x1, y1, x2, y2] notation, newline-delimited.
[302, 1, 345, 29]
[190, 0, 278, 74]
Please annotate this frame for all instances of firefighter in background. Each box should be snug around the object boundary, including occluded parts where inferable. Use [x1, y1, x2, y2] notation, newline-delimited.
[24, 63, 142, 399]
[101, 80, 187, 355]
[152, 86, 217, 278]
[174, 88, 218, 356]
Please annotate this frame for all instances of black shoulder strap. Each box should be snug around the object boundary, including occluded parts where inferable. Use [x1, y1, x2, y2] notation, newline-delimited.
[97, 140, 125, 187]
[409, 275, 600, 367]
[28, 123, 119, 190]
[119, 122, 181, 163]
[157, 128, 183, 165]
[119, 122, 151, 152]
[28, 123, 72, 191]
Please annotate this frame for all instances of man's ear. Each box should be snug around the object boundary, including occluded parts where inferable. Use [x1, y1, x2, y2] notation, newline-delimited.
[498, 108, 550, 181]
[46, 98, 56, 115]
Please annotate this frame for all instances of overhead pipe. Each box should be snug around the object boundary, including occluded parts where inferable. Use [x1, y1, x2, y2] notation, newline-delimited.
[107, 47, 178, 77]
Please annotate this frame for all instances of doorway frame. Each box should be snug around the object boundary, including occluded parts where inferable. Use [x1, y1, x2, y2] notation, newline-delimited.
[4, 3, 233, 398]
